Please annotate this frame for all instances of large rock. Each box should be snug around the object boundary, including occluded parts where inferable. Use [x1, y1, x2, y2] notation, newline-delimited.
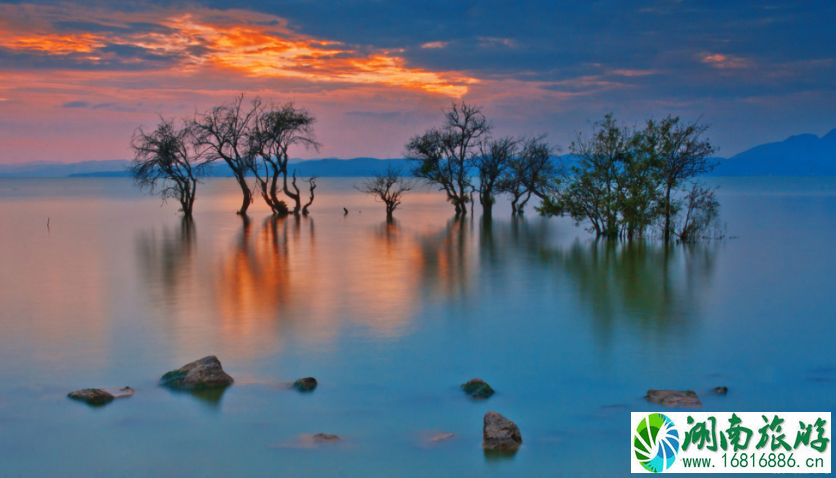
[292, 377, 318, 392]
[67, 387, 134, 406]
[645, 389, 703, 408]
[160, 356, 234, 390]
[482, 411, 522, 450]
[461, 378, 495, 399]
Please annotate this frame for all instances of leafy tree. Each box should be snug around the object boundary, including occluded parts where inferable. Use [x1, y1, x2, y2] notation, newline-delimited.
[355, 165, 417, 220]
[130, 117, 209, 218]
[642, 116, 718, 241]
[540, 114, 660, 239]
[406, 101, 491, 215]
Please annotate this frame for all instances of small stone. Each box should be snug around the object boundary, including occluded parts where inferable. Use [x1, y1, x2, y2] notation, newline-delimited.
[461, 378, 495, 399]
[429, 432, 455, 442]
[482, 411, 522, 450]
[645, 389, 703, 408]
[68, 388, 114, 406]
[713, 386, 728, 395]
[292, 377, 318, 392]
[311, 433, 340, 443]
[160, 356, 234, 390]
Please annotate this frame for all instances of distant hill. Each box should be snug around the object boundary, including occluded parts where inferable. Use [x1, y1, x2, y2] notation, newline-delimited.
[710, 129, 836, 176]
[0, 158, 409, 178]
[1, 131, 834, 177]
[0, 159, 130, 177]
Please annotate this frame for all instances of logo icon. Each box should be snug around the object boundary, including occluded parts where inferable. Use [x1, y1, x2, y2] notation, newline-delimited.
[634, 413, 680, 473]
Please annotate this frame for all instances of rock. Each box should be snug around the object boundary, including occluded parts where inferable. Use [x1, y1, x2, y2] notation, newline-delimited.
[67, 388, 114, 406]
[160, 356, 234, 390]
[713, 386, 728, 395]
[461, 378, 495, 399]
[645, 389, 703, 408]
[107, 387, 135, 398]
[311, 433, 340, 443]
[292, 377, 318, 392]
[68, 386, 134, 406]
[482, 411, 522, 450]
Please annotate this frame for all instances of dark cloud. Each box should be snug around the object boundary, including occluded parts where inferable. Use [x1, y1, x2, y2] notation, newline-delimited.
[345, 111, 402, 120]
[62, 101, 89, 108]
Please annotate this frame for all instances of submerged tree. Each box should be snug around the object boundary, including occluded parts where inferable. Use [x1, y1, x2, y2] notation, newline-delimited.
[130, 117, 210, 218]
[539, 114, 720, 241]
[474, 136, 516, 216]
[248, 101, 320, 216]
[406, 101, 491, 215]
[539, 114, 661, 239]
[192, 94, 261, 215]
[498, 135, 562, 214]
[355, 165, 417, 220]
[642, 115, 718, 241]
[675, 183, 719, 241]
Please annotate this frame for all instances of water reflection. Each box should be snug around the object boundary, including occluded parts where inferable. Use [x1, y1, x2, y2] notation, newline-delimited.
[417, 216, 474, 300]
[556, 239, 719, 344]
[135, 213, 718, 358]
[136, 218, 198, 315]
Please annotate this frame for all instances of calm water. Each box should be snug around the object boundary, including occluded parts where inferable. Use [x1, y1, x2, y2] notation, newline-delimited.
[0, 177, 834, 477]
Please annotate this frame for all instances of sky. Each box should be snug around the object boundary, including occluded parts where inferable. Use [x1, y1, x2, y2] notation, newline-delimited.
[0, 0, 834, 164]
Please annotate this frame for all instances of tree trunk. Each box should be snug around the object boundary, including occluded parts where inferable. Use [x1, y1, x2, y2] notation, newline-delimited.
[663, 183, 672, 242]
[236, 176, 252, 215]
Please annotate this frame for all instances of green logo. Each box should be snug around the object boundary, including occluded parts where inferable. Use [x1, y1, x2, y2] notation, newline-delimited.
[634, 413, 680, 473]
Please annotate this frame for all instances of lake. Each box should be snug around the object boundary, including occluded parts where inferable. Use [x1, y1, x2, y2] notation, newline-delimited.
[0, 177, 834, 477]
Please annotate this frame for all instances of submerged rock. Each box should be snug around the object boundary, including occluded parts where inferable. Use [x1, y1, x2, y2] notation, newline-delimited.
[482, 411, 522, 450]
[429, 432, 455, 443]
[160, 356, 234, 390]
[311, 433, 340, 443]
[68, 388, 114, 406]
[67, 387, 133, 406]
[461, 378, 495, 399]
[292, 377, 318, 392]
[645, 389, 703, 408]
[713, 386, 728, 395]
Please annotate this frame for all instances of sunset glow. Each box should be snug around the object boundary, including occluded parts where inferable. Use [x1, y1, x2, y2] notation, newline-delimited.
[0, 9, 475, 95]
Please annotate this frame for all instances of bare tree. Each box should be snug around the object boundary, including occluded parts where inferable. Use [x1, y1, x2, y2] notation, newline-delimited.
[474, 136, 516, 216]
[301, 176, 318, 215]
[675, 183, 719, 242]
[498, 135, 562, 214]
[642, 116, 718, 241]
[406, 101, 491, 215]
[248, 101, 320, 216]
[192, 94, 261, 215]
[130, 117, 209, 218]
[355, 165, 417, 220]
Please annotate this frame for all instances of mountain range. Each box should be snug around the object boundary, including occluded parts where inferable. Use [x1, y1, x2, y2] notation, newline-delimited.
[0, 129, 833, 178]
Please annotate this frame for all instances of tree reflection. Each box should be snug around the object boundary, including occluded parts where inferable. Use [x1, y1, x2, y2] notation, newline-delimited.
[413, 215, 717, 342]
[214, 215, 293, 328]
[417, 216, 474, 300]
[556, 239, 718, 343]
[136, 218, 197, 313]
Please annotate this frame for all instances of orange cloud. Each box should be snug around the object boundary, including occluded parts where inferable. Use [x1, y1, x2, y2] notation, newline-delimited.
[702, 53, 750, 69]
[0, 32, 107, 55]
[0, 9, 476, 96]
[421, 41, 448, 49]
